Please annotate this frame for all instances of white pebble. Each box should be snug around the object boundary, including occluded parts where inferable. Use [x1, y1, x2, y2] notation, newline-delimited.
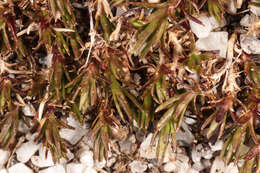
[240, 14, 251, 27]
[192, 162, 205, 172]
[189, 16, 212, 38]
[8, 163, 33, 173]
[79, 149, 94, 167]
[0, 150, 10, 169]
[39, 164, 66, 173]
[195, 32, 228, 57]
[191, 144, 203, 163]
[82, 167, 97, 173]
[225, 162, 239, 173]
[66, 163, 84, 173]
[209, 140, 223, 151]
[164, 162, 177, 172]
[240, 34, 260, 55]
[164, 160, 189, 173]
[176, 122, 194, 146]
[210, 157, 225, 173]
[31, 147, 54, 168]
[187, 168, 199, 173]
[60, 116, 86, 145]
[16, 141, 40, 163]
[95, 159, 106, 169]
[22, 104, 36, 117]
[129, 161, 147, 173]
[39, 54, 53, 68]
[250, 0, 260, 16]
[59, 149, 74, 164]
[0, 169, 7, 173]
[148, 0, 160, 3]
[18, 121, 30, 133]
[107, 157, 116, 167]
[140, 133, 156, 159]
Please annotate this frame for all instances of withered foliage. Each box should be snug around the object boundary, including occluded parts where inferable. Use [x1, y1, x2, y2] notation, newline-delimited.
[0, 0, 259, 172]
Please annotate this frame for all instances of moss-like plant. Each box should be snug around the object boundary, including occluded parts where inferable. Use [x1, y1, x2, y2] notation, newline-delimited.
[0, 0, 259, 172]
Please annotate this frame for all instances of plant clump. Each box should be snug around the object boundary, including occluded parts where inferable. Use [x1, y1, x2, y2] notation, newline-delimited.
[0, 0, 260, 172]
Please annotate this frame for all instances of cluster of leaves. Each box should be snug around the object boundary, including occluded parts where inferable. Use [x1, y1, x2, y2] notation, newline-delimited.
[0, 0, 259, 172]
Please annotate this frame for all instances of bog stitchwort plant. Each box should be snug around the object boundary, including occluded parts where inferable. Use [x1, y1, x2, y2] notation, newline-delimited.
[0, 0, 259, 172]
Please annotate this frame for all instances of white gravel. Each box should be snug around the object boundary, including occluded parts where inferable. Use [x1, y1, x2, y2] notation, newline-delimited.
[79, 148, 94, 167]
[8, 163, 33, 173]
[0, 169, 7, 173]
[22, 104, 36, 117]
[250, 0, 260, 16]
[240, 34, 260, 55]
[129, 160, 147, 173]
[66, 163, 84, 173]
[189, 16, 213, 38]
[195, 31, 228, 57]
[31, 147, 54, 168]
[39, 164, 66, 173]
[0, 150, 10, 169]
[140, 133, 156, 159]
[16, 141, 40, 163]
[210, 157, 238, 173]
[59, 116, 86, 145]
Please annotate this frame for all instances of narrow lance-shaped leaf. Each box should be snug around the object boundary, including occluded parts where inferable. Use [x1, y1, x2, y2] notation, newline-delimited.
[131, 18, 161, 55]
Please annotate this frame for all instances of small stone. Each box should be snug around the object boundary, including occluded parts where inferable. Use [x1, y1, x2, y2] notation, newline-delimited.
[8, 163, 33, 173]
[79, 149, 94, 167]
[60, 149, 74, 164]
[18, 121, 30, 133]
[0, 169, 7, 173]
[227, 0, 237, 14]
[164, 160, 189, 173]
[119, 135, 136, 154]
[0, 150, 10, 169]
[22, 104, 36, 117]
[39, 54, 53, 68]
[184, 116, 197, 125]
[202, 148, 213, 160]
[60, 116, 86, 145]
[95, 159, 106, 169]
[129, 161, 147, 173]
[66, 163, 84, 173]
[192, 162, 205, 172]
[82, 167, 97, 173]
[164, 162, 177, 172]
[191, 144, 203, 163]
[148, 0, 160, 3]
[107, 157, 116, 167]
[209, 140, 223, 151]
[177, 122, 194, 146]
[202, 159, 212, 169]
[240, 14, 251, 27]
[187, 168, 199, 173]
[189, 16, 212, 38]
[225, 163, 239, 173]
[82, 136, 94, 148]
[210, 157, 225, 173]
[140, 133, 156, 159]
[208, 16, 226, 28]
[39, 164, 66, 173]
[240, 34, 260, 55]
[16, 141, 40, 163]
[250, 0, 260, 16]
[31, 147, 54, 168]
[176, 153, 189, 164]
[25, 133, 38, 141]
[196, 32, 228, 57]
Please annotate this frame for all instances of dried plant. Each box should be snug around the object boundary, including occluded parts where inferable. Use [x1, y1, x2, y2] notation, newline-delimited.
[0, 0, 259, 172]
